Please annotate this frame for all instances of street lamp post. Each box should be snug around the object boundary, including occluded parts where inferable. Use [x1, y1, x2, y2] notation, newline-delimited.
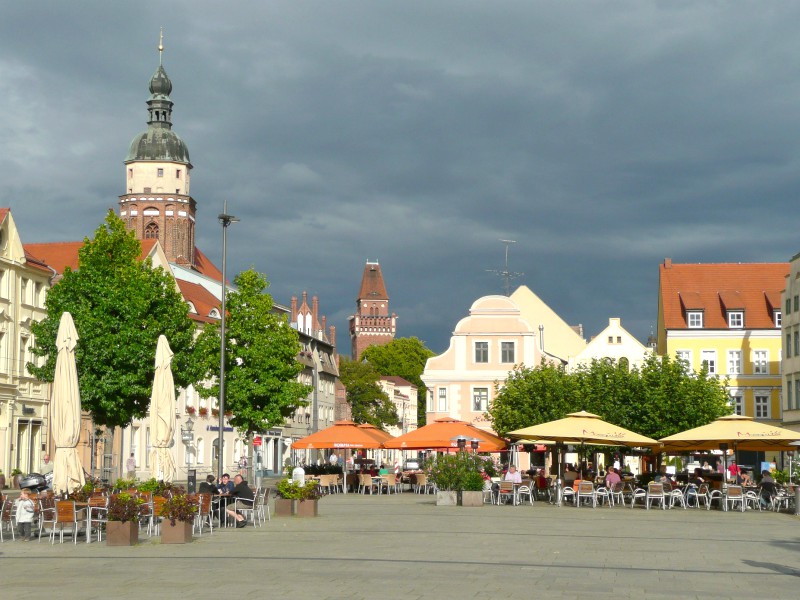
[788, 451, 794, 484]
[217, 202, 238, 482]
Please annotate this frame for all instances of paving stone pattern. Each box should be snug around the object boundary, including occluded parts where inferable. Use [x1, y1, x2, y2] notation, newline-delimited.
[2, 492, 798, 599]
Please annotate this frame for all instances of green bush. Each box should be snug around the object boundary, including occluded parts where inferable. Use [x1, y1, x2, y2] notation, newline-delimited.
[275, 479, 321, 502]
[425, 452, 494, 491]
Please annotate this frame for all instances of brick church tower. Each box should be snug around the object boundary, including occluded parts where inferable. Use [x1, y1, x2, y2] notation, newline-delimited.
[118, 35, 197, 266]
[348, 260, 397, 359]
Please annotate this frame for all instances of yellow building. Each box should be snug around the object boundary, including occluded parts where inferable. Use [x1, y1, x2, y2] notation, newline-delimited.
[657, 258, 787, 465]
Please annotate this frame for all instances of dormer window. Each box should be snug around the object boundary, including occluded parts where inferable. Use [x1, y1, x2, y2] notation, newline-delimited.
[775, 311, 782, 328]
[727, 311, 744, 329]
[687, 311, 703, 328]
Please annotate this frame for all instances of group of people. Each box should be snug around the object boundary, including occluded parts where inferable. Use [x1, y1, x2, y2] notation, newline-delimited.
[197, 472, 254, 528]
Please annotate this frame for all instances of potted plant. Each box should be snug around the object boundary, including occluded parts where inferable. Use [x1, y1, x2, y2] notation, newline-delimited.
[186, 405, 197, 416]
[106, 492, 144, 546]
[11, 468, 22, 489]
[198, 406, 208, 417]
[425, 453, 491, 507]
[113, 477, 138, 493]
[211, 408, 220, 417]
[159, 493, 196, 543]
[274, 479, 322, 516]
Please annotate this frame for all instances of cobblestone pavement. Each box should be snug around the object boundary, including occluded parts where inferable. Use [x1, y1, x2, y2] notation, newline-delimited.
[2, 492, 799, 599]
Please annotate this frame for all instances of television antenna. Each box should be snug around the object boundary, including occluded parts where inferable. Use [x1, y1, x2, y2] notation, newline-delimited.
[486, 239, 523, 296]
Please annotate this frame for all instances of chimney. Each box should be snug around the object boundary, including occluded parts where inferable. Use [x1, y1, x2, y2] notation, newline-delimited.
[312, 296, 319, 329]
[664, 258, 672, 269]
[291, 296, 298, 321]
[330, 325, 336, 349]
[321, 315, 327, 338]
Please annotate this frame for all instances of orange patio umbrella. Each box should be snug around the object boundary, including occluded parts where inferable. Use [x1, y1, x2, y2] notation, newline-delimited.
[291, 420, 385, 450]
[382, 417, 507, 452]
[357, 423, 393, 443]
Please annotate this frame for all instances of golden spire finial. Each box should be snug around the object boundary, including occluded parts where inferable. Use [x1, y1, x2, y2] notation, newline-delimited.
[158, 27, 164, 65]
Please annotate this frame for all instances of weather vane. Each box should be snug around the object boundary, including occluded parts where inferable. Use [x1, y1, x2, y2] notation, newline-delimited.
[486, 239, 523, 296]
[158, 27, 164, 65]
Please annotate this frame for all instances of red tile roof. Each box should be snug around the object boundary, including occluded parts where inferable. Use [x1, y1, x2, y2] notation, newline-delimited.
[659, 260, 788, 330]
[177, 279, 221, 324]
[194, 247, 222, 282]
[24, 239, 159, 276]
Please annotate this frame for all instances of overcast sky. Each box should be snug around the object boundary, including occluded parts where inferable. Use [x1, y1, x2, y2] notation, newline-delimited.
[2, 2, 800, 355]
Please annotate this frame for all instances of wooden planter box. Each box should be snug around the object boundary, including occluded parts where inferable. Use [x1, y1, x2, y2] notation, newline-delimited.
[106, 521, 138, 546]
[274, 497, 294, 517]
[295, 499, 318, 517]
[161, 521, 193, 544]
[460, 491, 484, 507]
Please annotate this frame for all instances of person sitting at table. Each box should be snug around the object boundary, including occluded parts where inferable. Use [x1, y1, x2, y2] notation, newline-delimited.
[760, 470, 777, 508]
[226, 474, 255, 528]
[504, 465, 522, 484]
[563, 464, 578, 485]
[199, 474, 217, 495]
[689, 468, 705, 486]
[378, 464, 389, 476]
[217, 473, 234, 494]
[740, 469, 752, 486]
[605, 466, 621, 487]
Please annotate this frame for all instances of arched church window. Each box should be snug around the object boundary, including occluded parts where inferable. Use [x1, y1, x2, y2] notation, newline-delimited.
[144, 222, 159, 240]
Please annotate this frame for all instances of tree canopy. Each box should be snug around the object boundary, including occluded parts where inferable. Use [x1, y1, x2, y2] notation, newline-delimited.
[360, 337, 435, 426]
[193, 269, 310, 435]
[338, 357, 398, 428]
[489, 355, 732, 440]
[29, 211, 197, 428]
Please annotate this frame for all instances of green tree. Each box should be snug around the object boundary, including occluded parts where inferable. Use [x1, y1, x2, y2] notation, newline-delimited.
[338, 357, 399, 428]
[28, 211, 197, 428]
[360, 337, 435, 426]
[489, 361, 580, 436]
[193, 269, 310, 435]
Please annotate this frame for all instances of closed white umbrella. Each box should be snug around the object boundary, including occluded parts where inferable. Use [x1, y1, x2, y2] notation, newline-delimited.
[51, 312, 86, 494]
[149, 335, 177, 481]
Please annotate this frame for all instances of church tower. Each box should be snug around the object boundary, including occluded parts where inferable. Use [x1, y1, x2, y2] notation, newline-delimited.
[118, 33, 197, 266]
[348, 260, 397, 360]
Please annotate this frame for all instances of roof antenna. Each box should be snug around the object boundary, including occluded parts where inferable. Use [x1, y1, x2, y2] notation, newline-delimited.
[486, 239, 523, 296]
[158, 27, 164, 65]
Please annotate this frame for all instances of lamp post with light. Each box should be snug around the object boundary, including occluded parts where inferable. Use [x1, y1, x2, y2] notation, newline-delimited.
[470, 438, 480, 453]
[788, 451, 794, 484]
[217, 202, 238, 482]
[456, 436, 467, 453]
[181, 416, 195, 481]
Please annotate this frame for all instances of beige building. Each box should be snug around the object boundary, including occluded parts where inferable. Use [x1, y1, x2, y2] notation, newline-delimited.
[568, 318, 652, 371]
[379, 375, 418, 438]
[421, 294, 541, 432]
[0, 209, 52, 477]
[782, 252, 800, 434]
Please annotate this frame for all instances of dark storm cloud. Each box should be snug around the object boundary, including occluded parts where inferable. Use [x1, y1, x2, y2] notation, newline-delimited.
[3, 2, 800, 355]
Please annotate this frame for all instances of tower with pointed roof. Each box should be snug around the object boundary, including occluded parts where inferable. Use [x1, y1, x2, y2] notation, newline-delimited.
[348, 260, 397, 359]
[118, 32, 197, 266]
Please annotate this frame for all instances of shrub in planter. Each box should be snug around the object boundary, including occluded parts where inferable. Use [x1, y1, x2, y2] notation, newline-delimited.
[274, 479, 322, 516]
[159, 493, 196, 543]
[425, 452, 493, 506]
[107, 492, 144, 546]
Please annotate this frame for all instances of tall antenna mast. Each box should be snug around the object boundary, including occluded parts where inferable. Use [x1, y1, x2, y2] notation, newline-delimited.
[486, 239, 523, 296]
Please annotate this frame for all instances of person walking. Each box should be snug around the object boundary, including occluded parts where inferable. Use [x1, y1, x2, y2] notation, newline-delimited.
[126, 453, 136, 479]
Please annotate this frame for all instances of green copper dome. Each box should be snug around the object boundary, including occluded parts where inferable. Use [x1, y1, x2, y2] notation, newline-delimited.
[125, 59, 191, 164]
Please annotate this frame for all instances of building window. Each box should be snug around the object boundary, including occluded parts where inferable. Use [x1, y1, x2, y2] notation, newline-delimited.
[755, 394, 770, 419]
[474, 341, 488, 363]
[788, 380, 794, 411]
[157, 168, 164, 177]
[730, 393, 743, 416]
[608, 336, 614, 344]
[701, 350, 716, 375]
[787, 333, 792, 358]
[787, 297, 792, 315]
[144, 222, 159, 240]
[472, 388, 489, 412]
[727, 311, 743, 328]
[753, 350, 768, 375]
[196, 438, 204, 464]
[795, 295, 799, 312]
[676, 350, 691, 367]
[795, 377, 800, 410]
[501, 341, 515, 363]
[687, 312, 703, 328]
[176, 169, 181, 178]
[727, 350, 741, 375]
[437, 388, 447, 412]
[775, 311, 782, 327]
[794, 329, 799, 357]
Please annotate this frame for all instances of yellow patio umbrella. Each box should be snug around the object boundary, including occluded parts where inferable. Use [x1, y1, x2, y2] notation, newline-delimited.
[149, 335, 177, 482]
[508, 411, 659, 505]
[51, 312, 86, 495]
[659, 415, 800, 452]
[507, 411, 660, 447]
